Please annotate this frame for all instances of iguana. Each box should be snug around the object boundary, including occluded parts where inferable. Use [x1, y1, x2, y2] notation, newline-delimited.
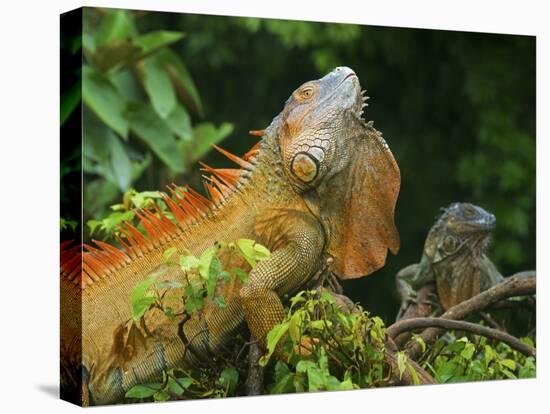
[395, 202, 504, 319]
[61, 66, 401, 405]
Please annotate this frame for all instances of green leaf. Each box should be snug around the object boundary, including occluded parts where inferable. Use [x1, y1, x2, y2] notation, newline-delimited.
[436, 361, 460, 383]
[460, 343, 476, 360]
[95, 10, 136, 47]
[396, 352, 407, 380]
[259, 322, 289, 366]
[126, 102, 185, 172]
[411, 334, 426, 353]
[499, 359, 516, 371]
[163, 247, 177, 262]
[90, 42, 142, 72]
[60, 218, 78, 232]
[319, 291, 336, 304]
[198, 247, 217, 279]
[288, 311, 304, 343]
[190, 122, 234, 162]
[155, 49, 203, 116]
[236, 238, 258, 268]
[219, 367, 239, 394]
[167, 377, 193, 395]
[109, 135, 132, 191]
[310, 320, 331, 330]
[142, 52, 177, 119]
[131, 275, 157, 320]
[232, 268, 249, 285]
[296, 360, 317, 374]
[407, 362, 421, 385]
[306, 366, 325, 391]
[61, 82, 81, 125]
[82, 65, 128, 138]
[253, 243, 271, 260]
[271, 373, 295, 394]
[134, 31, 185, 54]
[87, 219, 101, 236]
[125, 384, 161, 399]
[153, 390, 170, 401]
[166, 103, 192, 141]
[183, 280, 205, 314]
[179, 254, 200, 272]
[274, 360, 291, 382]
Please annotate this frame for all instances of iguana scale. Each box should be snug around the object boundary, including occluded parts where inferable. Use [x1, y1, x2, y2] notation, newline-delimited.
[61, 67, 401, 405]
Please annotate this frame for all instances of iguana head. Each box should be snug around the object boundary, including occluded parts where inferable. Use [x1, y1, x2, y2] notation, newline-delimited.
[424, 202, 496, 264]
[277, 67, 401, 278]
[423, 202, 496, 309]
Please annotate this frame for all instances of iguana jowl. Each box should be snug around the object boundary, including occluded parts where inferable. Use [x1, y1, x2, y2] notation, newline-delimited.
[395, 202, 502, 319]
[61, 67, 401, 405]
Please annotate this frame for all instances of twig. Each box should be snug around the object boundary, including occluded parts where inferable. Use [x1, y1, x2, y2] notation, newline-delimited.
[402, 275, 536, 359]
[245, 338, 264, 396]
[387, 317, 535, 357]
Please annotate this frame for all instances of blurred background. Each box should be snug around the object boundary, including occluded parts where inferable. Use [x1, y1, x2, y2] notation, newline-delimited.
[61, 8, 535, 324]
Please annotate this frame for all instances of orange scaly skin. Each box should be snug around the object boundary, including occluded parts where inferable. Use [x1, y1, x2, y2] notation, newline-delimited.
[60, 67, 401, 405]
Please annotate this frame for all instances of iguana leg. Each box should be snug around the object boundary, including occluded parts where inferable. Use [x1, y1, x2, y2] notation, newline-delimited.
[395, 264, 420, 320]
[240, 218, 325, 349]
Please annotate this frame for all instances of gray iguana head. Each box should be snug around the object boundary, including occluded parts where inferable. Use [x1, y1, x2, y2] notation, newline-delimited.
[423, 202, 496, 309]
[424, 202, 495, 263]
[275, 67, 401, 278]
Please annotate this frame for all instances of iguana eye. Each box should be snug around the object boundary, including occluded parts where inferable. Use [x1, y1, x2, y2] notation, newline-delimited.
[462, 205, 476, 218]
[442, 235, 458, 254]
[301, 87, 313, 99]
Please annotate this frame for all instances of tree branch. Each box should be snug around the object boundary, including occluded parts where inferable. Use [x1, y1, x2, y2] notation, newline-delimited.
[387, 317, 535, 357]
[403, 275, 535, 359]
[245, 339, 264, 396]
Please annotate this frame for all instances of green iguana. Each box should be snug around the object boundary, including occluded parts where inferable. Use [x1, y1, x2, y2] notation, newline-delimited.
[395, 202, 504, 319]
[61, 67, 401, 406]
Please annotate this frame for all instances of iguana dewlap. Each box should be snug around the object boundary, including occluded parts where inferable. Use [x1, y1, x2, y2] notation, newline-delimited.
[61, 67, 401, 405]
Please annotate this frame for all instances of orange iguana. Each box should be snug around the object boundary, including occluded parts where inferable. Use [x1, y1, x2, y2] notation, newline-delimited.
[60, 67, 401, 405]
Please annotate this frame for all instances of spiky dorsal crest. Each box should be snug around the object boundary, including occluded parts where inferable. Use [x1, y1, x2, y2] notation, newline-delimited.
[62, 143, 261, 289]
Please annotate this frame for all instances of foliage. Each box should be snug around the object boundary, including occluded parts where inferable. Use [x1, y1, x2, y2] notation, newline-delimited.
[262, 290, 389, 393]
[416, 332, 536, 382]
[125, 240, 270, 402]
[75, 8, 234, 232]
[127, 278, 535, 402]
[129, 240, 270, 324]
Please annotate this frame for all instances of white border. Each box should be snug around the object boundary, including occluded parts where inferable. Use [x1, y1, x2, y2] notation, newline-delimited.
[0, 1, 546, 413]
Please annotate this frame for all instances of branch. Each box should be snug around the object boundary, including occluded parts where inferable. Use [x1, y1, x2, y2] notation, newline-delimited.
[387, 317, 535, 358]
[245, 338, 264, 396]
[403, 274, 536, 359]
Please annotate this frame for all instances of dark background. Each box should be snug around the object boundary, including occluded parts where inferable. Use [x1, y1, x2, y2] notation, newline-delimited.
[64, 9, 536, 325]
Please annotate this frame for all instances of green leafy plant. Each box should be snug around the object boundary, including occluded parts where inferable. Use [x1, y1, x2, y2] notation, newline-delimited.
[80, 8, 234, 235]
[124, 239, 271, 402]
[418, 332, 536, 382]
[262, 290, 390, 393]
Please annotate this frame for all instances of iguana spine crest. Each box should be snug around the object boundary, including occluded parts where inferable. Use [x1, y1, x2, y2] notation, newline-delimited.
[61, 143, 261, 289]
